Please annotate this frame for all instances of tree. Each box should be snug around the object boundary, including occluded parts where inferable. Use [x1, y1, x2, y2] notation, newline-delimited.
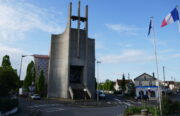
[23, 61, 36, 90]
[1, 55, 11, 68]
[121, 74, 126, 95]
[127, 81, 135, 96]
[37, 70, 45, 96]
[97, 83, 104, 90]
[0, 55, 19, 96]
[103, 79, 114, 91]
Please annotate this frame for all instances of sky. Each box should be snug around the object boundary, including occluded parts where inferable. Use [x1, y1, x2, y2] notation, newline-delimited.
[0, 0, 180, 82]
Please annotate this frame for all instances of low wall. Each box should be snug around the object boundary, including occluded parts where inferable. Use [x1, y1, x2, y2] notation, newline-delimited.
[0, 107, 18, 116]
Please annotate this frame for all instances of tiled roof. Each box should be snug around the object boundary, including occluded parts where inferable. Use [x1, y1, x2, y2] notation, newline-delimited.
[134, 73, 157, 81]
[33, 54, 49, 59]
[116, 79, 132, 85]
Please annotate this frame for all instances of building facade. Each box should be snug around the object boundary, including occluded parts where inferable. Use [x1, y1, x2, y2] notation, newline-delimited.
[34, 55, 49, 82]
[34, 55, 49, 95]
[48, 2, 96, 99]
[134, 73, 159, 99]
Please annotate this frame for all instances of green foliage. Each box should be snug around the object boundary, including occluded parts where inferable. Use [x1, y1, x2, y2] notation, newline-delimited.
[124, 106, 159, 116]
[23, 61, 36, 90]
[121, 74, 126, 94]
[0, 97, 18, 112]
[103, 79, 114, 91]
[127, 81, 135, 96]
[0, 55, 19, 96]
[161, 96, 180, 115]
[37, 70, 45, 96]
[1, 55, 11, 68]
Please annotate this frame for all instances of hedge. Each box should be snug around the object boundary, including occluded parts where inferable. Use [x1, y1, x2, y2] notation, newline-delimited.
[124, 106, 159, 116]
[0, 97, 18, 113]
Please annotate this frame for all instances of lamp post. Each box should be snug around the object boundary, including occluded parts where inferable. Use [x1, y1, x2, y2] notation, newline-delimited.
[19, 55, 34, 80]
[96, 60, 101, 103]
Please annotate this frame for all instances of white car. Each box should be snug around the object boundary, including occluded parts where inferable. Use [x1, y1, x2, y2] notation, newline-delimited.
[31, 94, 41, 100]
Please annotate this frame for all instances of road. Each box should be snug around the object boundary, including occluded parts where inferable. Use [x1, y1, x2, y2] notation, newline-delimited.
[13, 96, 130, 116]
[31, 104, 126, 116]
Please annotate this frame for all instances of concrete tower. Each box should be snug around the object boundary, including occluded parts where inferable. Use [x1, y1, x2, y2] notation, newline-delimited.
[48, 1, 96, 99]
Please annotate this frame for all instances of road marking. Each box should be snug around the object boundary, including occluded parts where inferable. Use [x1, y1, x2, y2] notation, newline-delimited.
[114, 98, 132, 106]
[29, 104, 60, 108]
[45, 108, 64, 113]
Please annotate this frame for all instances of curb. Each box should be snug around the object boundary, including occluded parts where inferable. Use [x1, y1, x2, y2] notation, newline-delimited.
[0, 107, 18, 116]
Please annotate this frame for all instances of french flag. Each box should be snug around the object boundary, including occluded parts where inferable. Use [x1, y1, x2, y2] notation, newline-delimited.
[161, 7, 179, 27]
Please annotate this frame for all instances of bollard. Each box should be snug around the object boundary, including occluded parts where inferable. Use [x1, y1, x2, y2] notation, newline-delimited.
[141, 109, 148, 116]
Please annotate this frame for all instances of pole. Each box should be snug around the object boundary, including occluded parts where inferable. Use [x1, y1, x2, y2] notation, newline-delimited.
[176, 6, 180, 32]
[19, 55, 33, 80]
[19, 55, 24, 79]
[96, 60, 101, 103]
[163, 66, 165, 82]
[151, 17, 162, 116]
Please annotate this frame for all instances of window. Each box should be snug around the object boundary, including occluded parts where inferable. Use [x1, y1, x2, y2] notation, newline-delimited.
[139, 81, 142, 86]
[149, 81, 152, 86]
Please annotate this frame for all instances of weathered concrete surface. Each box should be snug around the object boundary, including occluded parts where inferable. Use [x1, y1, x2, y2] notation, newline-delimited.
[48, 2, 95, 99]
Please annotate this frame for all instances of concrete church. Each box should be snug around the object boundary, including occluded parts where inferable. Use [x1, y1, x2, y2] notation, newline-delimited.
[48, 2, 96, 99]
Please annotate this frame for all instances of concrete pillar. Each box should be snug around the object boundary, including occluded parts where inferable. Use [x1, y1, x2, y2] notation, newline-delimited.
[68, 2, 72, 29]
[77, 1, 80, 57]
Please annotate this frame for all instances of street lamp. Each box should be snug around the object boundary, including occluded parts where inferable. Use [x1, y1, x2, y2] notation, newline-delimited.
[96, 60, 101, 103]
[19, 55, 34, 80]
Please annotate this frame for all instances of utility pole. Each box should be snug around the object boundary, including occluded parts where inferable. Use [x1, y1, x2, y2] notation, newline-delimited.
[128, 73, 130, 80]
[96, 60, 101, 103]
[163, 66, 165, 82]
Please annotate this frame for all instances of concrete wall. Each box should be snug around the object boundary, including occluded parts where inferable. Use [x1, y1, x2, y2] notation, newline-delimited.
[86, 39, 95, 98]
[48, 28, 70, 98]
[48, 28, 95, 99]
[69, 29, 95, 98]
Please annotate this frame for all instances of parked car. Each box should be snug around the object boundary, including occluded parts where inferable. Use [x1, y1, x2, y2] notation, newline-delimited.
[96, 90, 106, 99]
[31, 94, 41, 100]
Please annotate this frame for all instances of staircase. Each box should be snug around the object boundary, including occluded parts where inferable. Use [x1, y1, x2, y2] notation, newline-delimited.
[69, 84, 90, 100]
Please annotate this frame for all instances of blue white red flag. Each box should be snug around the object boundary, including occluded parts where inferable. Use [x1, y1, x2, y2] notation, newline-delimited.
[161, 7, 179, 27]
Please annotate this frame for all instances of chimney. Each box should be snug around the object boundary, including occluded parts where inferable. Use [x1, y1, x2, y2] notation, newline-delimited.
[152, 72, 155, 78]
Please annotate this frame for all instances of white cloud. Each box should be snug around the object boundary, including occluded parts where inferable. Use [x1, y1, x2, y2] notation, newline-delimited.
[100, 49, 154, 64]
[0, 44, 33, 80]
[172, 53, 180, 58]
[105, 24, 141, 35]
[0, 0, 64, 42]
[0, 0, 65, 80]
[96, 41, 107, 50]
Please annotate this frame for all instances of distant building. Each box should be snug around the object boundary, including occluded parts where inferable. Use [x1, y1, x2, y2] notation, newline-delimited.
[163, 81, 175, 90]
[134, 73, 159, 99]
[114, 79, 133, 94]
[33, 54, 49, 84]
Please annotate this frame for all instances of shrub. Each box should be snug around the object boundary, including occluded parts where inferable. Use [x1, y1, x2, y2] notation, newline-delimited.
[161, 96, 180, 115]
[0, 97, 18, 113]
[124, 106, 159, 116]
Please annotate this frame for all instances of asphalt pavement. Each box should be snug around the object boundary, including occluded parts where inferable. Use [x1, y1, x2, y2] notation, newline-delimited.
[12, 96, 129, 116]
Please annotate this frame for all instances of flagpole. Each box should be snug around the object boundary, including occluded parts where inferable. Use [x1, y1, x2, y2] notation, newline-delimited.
[176, 5, 180, 32]
[151, 17, 162, 116]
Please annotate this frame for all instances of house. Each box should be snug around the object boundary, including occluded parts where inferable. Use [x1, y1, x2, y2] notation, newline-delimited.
[163, 81, 175, 90]
[134, 73, 159, 99]
[114, 79, 133, 94]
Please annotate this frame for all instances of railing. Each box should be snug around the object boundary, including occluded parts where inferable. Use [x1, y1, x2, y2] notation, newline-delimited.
[69, 86, 74, 100]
